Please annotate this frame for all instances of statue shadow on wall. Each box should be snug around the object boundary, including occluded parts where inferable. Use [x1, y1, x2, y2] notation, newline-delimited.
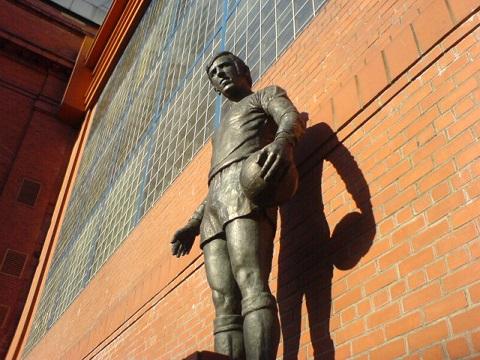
[277, 119, 376, 359]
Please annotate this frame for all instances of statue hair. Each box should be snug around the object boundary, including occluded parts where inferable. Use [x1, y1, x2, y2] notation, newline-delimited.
[206, 51, 253, 87]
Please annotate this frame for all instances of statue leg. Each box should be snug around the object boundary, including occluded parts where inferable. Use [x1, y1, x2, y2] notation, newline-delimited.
[203, 238, 245, 359]
[225, 216, 280, 360]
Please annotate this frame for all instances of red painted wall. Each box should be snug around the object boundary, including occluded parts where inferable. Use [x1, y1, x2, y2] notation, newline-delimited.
[0, 0, 96, 356]
[22, 0, 480, 359]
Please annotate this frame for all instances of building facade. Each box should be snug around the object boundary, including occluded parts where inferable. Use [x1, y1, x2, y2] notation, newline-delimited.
[8, 0, 480, 359]
[0, 0, 97, 356]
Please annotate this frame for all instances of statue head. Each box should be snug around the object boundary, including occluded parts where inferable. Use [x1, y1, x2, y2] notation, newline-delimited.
[206, 51, 252, 100]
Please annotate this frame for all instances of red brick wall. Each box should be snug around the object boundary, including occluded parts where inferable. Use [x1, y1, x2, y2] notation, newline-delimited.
[0, 1, 96, 356]
[24, 0, 480, 359]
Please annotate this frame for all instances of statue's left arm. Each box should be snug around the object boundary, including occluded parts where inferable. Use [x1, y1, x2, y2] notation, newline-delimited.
[171, 199, 206, 257]
[257, 86, 305, 181]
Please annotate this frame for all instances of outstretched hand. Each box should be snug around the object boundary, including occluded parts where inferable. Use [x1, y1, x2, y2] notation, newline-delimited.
[171, 222, 199, 257]
[257, 139, 293, 182]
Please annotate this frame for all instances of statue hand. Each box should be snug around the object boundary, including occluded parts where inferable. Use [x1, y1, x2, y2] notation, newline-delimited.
[257, 139, 293, 182]
[171, 221, 199, 257]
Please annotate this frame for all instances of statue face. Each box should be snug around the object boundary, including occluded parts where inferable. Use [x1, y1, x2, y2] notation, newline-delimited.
[207, 55, 250, 99]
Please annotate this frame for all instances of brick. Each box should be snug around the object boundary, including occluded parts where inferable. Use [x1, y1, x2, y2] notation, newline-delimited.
[451, 305, 480, 334]
[367, 302, 401, 329]
[448, 107, 480, 138]
[472, 330, 480, 352]
[426, 191, 465, 223]
[407, 270, 426, 290]
[332, 279, 347, 298]
[402, 85, 433, 117]
[372, 183, 398, 208]
[423, 344, 446, 360]
[407, 321, 449, 352]
[426, 259, 448, 281]
[406, 106, 438, 141]
[451, 197, 480, 229]
[446, 337, 470, 358]
[466, 177, 480, 199]
[390, 280, 407, 300]
[340, 305, 357, 325]
[412, 134, 447, 166]
[334, 343, 351, 359]
[373, 289, 389, 309]
[391, 217, 426, 245]
[372, 158, 412, 192]
[453, 59, 480, 85]
[379, 242, 411, 270]
[413, 0, 454, 53]
[384, 185, 417, 216]
[333, 77, 361, 126]
[449, 164, 474, 192]
[413, 193, 432, 214]
[438, 77, 478, 114]
[396, 206, 414, 223]
[419, 162, 455, 194]
[471, 240, 480, 259]
[411, 219, 449, 251]
[362, 238, 390, 265]
[434, 111, 455, 131]
[447, 248, 470, 270]
[357, 52, 389, 104]
[399, 247, 434, 276]
[334, 287, 363, 313]
[456, 140, 480, 170]
[334, 318, 365, 345]
[453, 97, 475, 117]
[431, 180, 451, 202]
[370, 338, 406, 360]
[424, 291, 468, 322]
[469, 282, 480, 303]
[385, 311, 422, 339]
[443, 261, 480, 292]
[351, 328, 384, 354]
[383, 26, 419, 80]
[436, 222, 478, 255]
[420, 80, 455, 113]
[365, 268, 398, 295]
[447, 0, 480, 22]
[403, 283, 442, 312]
[357, 298, 371, 317]
[346, 262, 377, 289]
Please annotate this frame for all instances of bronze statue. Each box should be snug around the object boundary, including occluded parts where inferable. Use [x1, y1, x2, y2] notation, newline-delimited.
[171, 52, 304, 359]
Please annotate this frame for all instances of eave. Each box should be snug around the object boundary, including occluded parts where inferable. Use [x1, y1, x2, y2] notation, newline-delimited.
[59, 0, 150, 126]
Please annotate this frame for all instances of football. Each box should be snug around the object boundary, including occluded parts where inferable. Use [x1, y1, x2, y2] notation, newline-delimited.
[240, 151, 299, 207]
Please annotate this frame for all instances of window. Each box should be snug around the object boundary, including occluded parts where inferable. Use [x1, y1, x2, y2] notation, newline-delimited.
[17, 179, 41, 206]
[0, 249, 27, 277]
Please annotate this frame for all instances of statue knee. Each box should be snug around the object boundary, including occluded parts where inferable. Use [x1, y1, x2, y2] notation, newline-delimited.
[211, 289, 241, 314]
[213, 314, 243, 335]
[241, 291, 277, 317]
[233, 267, 266, 295]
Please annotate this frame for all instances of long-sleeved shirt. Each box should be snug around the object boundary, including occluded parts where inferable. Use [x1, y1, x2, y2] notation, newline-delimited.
[208, 85, 304, 182]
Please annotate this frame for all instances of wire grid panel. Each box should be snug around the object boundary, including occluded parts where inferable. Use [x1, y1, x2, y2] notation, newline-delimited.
[24, 0, 327, 353]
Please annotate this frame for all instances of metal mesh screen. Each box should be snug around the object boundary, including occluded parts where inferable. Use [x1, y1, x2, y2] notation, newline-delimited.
[25, 0, 327, 353]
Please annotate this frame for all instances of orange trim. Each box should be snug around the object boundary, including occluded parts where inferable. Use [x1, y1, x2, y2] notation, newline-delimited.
[84, 0, 149, 109]
[84, 0, 128, 68]
[6, 107, 96, 360]
[59, 36, 94, 125]
[58, 0, 149, 124]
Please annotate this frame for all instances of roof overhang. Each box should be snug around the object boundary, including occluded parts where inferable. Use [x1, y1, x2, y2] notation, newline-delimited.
[59, 0, 150, 126]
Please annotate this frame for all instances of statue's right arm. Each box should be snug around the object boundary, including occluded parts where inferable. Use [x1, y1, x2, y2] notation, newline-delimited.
[171, 199, 206, 257]
[188, 199, 206, 227]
